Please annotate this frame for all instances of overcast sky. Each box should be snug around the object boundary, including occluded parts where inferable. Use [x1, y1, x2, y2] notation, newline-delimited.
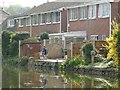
[0, 0, 56, 7]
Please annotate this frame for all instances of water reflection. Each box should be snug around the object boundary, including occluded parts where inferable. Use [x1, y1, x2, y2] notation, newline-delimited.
[2, 66, 119, 88]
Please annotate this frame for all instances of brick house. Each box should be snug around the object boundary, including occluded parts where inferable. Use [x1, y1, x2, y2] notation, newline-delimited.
[0, 8, 10, 31]
[6, 0, 120, 41]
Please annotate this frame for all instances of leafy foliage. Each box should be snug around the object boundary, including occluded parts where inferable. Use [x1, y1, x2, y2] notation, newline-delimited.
[82, 42, 93, 64]
[19, 56, 29, 66]
[10, 32, 30, 56]
[2, 30, 30, 57]
[2, 30, 11, 57]
[61, 56, 85, 68]
[39, 32, 49, 41]
[23, 37, 39, 42]
[106, 21, 120, 67]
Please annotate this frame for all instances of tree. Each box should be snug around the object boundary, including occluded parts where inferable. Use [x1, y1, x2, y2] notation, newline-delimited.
[82, 42, 93, 64]
[39, 32, 49, 41]
[2, 30, 30, 57]
[106, 20, 120, 67]
[2, 30, 11, 57]
[4, 5, 31, 15]
[10, 32, 30, 56]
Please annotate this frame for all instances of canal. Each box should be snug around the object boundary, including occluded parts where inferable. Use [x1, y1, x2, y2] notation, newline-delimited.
[2, 65, 120, 88]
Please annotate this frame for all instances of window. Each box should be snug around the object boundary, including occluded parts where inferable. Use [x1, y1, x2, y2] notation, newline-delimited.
[90, 35, 98, 40]
[33, 15, 38, 25]
[88, 5, 96, 19]
[98, 3, 110, 18]
[7, 19, 14, 27]
[46, 13, 51, 24]
[40, 14, 45, 24]
[26, 17, 30, 26]
[80, 6, 87, 20]
[69, 8, 77, 21]
[53, 11, 60, 23]
[19, 19, 24, 27]
[102, 34, 106, 40]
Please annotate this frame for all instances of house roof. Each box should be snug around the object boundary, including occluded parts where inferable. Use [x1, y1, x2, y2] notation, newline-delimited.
[15, 2, 84, 18]
[9, 0, 120, 19]
[2, 9, 10, 15]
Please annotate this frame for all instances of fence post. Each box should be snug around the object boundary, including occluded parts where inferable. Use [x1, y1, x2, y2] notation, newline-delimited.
[71, 42, 73, 59]
[43, 39, 46, 46]
[19, 40, 21, 57]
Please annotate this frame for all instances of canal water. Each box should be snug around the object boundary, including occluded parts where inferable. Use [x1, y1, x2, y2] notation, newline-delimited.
[2, 66, 120, 88]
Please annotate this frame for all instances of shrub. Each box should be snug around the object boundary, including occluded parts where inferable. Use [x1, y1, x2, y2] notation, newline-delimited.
[2, 30, 11, 57]
[82, 42, 93, 64]
[61, 56, 85, 68]
[23, 37, 39, 42]
[19, 56, 29, 66]
[2, 30, 30, 57]
[105, 20, 120, 67]
[39, 32, 49, 41]
[10, 32, 29, 57]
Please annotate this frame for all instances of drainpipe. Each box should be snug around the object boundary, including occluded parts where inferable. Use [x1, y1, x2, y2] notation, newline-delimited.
[109, 2, 112, 37]
[19, 40, 21, 57]
[30, 15, 32, 37]
[71, 42, 73, 59]
[67, 9, 69, 32]
[60, 10, 62, 33]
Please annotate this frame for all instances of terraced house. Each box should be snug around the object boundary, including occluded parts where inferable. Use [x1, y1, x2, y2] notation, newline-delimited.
[7, 0, 120, 41]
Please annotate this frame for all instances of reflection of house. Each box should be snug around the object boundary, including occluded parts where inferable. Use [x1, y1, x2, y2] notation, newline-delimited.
[6, 0, 120, 41]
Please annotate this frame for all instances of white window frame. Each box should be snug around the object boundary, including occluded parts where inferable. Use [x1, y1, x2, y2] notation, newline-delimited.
[88, 5, 96, 19]
[46, 13, 51, 24]
[102, 34, 107, 40]
[7, 19, 14, 28]
[80, 6, 87, 20]
[33, 15, 38, 26]
[98, 3, 110, 18]
[26, 17, 31, 26]
[53, 11, 60, 24]
[90, 35, 98, 41]
[19, 19, 24, 27]
[69, 8, 78, 21]
[40, 13, 45, 25]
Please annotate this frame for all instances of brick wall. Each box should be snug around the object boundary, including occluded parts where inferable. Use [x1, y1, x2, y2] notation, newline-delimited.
[68, 4, 110, 40]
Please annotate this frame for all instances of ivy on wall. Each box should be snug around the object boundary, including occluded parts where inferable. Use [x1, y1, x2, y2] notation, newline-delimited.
[2, 30, 30, 57]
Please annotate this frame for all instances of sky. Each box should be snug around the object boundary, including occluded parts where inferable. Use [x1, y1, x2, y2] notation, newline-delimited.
[0, 0, 56, 7]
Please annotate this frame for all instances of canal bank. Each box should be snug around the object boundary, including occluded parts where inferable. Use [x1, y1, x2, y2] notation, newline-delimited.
[29, 59, 119, 78]
[2, 65, 120, 88]
[62, 67, 119, 77]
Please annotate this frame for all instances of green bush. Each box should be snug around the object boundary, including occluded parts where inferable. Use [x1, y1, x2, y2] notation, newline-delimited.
[39, 32, 49, 41]
[2, 30, 30, 57]
[23, 37, 39, 42]
[82, 42, 93, 64]
[61, 56, 85, 68]
[2, 30, 11, 57]
[19, 56, 29, 66]
[105, 20, 120, 67]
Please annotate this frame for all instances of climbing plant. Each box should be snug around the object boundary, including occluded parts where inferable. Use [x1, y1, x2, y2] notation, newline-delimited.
[2, 30, 30, 57]
[2, 30, 11, 57]
[82, 42, 93, 64]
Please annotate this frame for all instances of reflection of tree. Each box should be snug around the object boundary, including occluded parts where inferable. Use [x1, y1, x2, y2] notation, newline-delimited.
[2, 66, 19, 88]
[60, 71, 118, 88]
